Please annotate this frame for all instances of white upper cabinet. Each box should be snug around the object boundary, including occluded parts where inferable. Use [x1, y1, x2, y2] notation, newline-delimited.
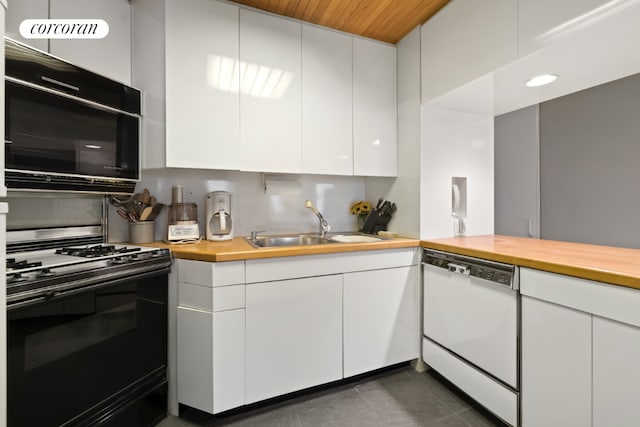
[301, 25, 353, 175]
[7, 0, 131, 83]
[517, 0, 615, 57]
[49, 0, 132, 84]
[420, 0, 517, 102]
[239, 9, 302, 173]
[165, 0, 240, 170]
[353, 38, 397, 177]
[6, 0, 49, 51]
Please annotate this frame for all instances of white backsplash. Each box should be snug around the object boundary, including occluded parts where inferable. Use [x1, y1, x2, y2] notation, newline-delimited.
[108, 169, 366, 242]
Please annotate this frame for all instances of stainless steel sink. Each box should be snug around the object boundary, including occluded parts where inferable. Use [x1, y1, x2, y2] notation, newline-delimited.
[245, 234, 332, 248]
[245, 232, 385, 248]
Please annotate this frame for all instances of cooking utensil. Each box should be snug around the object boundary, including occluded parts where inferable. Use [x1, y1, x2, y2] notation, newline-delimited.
[141, 188, 151, 205]
[146, 203, 166, 221]
[117, 209, 137, 222]
[116, 209, 130, 221]
[139, 206, 154, 221]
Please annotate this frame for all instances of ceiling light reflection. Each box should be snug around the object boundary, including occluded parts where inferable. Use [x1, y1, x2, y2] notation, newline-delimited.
[534, 0, 635, 44]
[525, 74, 558, 87]
[208, 54, 293, 99]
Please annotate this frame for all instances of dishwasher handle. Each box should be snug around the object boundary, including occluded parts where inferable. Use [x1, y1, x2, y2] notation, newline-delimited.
[447, 262, 470, 276]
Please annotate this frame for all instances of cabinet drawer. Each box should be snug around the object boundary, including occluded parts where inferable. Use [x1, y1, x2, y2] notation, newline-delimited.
[245, 248, 417, 283]
[179, 283, 245, 312]
[177, 259, 245, 287]
[521, 268, 640, 328]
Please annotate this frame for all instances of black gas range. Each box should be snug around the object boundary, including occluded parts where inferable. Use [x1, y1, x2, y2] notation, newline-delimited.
[6, 241, 172, 427]
[6, 243, 171, 306]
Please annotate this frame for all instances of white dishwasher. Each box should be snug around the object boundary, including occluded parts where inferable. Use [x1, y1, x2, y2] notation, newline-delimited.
[422, 249, 519, 426]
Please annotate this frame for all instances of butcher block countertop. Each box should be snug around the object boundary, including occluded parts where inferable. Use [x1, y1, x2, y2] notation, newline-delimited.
[421, 235, 640, 290]
[144, 236, 419, 262]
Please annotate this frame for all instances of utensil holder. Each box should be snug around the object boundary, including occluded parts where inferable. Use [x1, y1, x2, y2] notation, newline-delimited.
[129, 221, 155, 244]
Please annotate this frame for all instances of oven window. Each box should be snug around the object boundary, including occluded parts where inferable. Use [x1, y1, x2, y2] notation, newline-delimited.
[5, 81, 139, 179]
[7, 276, 167, 427]
[24, 299, 136, 371]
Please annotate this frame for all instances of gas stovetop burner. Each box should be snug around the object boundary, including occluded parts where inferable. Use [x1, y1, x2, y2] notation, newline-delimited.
[8, 273, 29, 284]
[7, 259, 43, 270]
[6, 244, 172, 306]
[55, 244, 142, 258]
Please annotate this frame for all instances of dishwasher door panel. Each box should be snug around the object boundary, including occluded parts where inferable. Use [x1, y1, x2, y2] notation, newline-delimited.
[423, 263, 518, 388]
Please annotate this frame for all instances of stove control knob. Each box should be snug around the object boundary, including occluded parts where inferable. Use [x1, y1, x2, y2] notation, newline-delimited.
[36, 268, 53, 278]
[111, 257, 127, 265]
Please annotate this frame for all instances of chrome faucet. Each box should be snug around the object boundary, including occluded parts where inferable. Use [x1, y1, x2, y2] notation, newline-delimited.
[305, 200, 331, 238]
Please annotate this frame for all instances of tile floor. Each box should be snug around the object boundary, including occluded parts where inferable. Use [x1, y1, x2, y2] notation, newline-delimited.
[157, 365, 507, 426]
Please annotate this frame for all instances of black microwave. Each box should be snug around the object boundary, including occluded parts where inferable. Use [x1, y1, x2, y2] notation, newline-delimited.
[4, 38, 141, 194]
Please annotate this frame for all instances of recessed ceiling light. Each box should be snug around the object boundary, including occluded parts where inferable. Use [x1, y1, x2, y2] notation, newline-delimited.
[525, 74, 558, 87]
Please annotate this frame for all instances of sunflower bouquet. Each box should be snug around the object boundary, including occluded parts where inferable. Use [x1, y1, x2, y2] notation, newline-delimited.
[350, 200, 372, 230]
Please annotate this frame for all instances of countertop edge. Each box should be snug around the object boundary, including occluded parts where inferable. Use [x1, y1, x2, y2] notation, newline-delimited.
[420, 239, 640, 290]
[142, 238, 420, 262]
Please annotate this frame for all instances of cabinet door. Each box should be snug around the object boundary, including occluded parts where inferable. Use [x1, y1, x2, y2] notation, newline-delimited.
[177, 307, 245, 414]
[213, 309, 245, 413]
[420, 0, 517, 102]
[521, 296, 591, 427]
[245, 275, 342, 403]
[353, 38, 397, 177]
[177, 307, 213, 413]
[49, 0, 131, 84]
[593, 316, 640, 427]
[518, 0, 615, 57]
[6, 0, 49, 51]
[343, 266, 419, 377]
[240, 9, 301, 173]
[165, 0, 240, 170]
[301, 25, 352, 175]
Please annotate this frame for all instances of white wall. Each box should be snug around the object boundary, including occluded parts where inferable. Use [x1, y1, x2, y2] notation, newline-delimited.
[109, 169, 366, 242]
[365, 26, 421, 238]
[420, 100, 494, 239]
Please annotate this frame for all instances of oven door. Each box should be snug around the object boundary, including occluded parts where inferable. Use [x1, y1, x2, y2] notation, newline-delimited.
[7, 272, 168, 427]
[5, 79, 140, 188]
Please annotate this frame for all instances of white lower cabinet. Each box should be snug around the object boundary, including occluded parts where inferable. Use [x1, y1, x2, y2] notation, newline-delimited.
[245, 275, 343, 403]
[521, 296, 592, 427]
[343, 266, 419, 377]
[593, 316, 640, 427]
[176, 249, 419, 414]
[176, 260, 246, 414]
[521, 267, 640, 427]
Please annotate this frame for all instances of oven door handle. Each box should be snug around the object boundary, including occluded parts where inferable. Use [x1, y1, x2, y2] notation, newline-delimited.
[7, 265, 171, 310]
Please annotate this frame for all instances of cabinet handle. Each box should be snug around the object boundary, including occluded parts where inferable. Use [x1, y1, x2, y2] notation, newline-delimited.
[41, 76, 80, 92]
[528, 218, 536, 237]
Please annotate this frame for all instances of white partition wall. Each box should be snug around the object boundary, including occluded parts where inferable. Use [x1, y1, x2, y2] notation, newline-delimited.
[420, 76, 495, 239]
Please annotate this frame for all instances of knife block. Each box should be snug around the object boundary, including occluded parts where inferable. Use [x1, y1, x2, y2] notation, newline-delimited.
[360, 210, 391, 234]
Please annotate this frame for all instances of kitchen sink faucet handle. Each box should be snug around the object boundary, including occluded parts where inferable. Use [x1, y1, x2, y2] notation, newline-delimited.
[250, 230, 266, 240]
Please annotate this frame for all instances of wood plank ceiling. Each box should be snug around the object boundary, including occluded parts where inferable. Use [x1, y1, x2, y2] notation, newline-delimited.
[228, 0, 451, 44]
